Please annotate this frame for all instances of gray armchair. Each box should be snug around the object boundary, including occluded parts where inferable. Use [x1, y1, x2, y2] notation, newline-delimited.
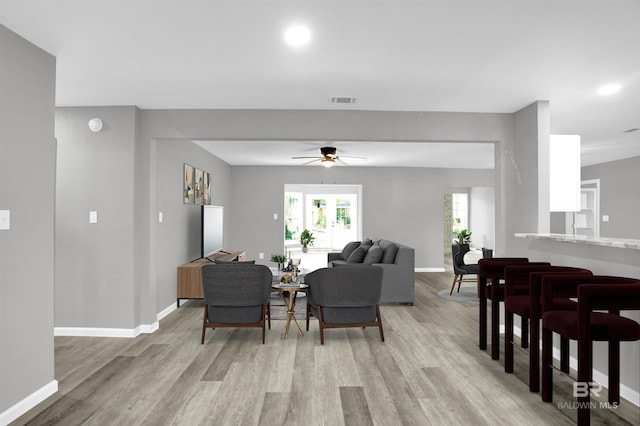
[201, 263, 273, 344]
[305, 265, 384, 345]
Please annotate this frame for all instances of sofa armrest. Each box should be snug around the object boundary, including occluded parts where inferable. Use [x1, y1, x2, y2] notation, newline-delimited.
[328, 252, 342, 263]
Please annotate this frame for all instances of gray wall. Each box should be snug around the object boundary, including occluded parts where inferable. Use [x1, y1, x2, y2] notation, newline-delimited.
[155, 140, 232, 311]
[582, 155, 640, 239]
[0, 24, 56, 416]
[469, 186, 495, 249]
[55, 107, 138, 328]
[229, 166, 493, 269]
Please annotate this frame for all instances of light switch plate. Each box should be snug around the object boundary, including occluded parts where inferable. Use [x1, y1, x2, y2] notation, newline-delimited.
[602, 215, 609, 222]
[273, 213, 278, 220]
[0, 210, 10, 230]
[159, 212, 163, 223]
[89, 211, 98, 224]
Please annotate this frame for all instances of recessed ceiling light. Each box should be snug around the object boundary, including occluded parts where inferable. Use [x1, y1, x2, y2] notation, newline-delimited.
[284, 25, 311, 46]
[597, 83, 621, 95]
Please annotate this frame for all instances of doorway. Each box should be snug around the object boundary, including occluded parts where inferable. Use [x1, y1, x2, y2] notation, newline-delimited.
[284, 184, 362, 269]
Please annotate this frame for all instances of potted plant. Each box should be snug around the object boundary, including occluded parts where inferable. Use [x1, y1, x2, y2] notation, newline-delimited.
[299, 229, 315, 253]
[270, 254, 287, 271]
[455, 229, 472, 246]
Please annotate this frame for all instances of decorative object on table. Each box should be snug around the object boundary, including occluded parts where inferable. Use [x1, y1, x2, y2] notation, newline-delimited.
[281, 273, 295, 283]
[270, 254, 287, 271]
[300, 229, 315, 253]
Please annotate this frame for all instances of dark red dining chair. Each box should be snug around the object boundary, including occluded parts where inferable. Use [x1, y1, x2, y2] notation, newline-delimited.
[541, 277, 640, 425]
[477, 257, 529, 359]
[527, 271, 594, 393]
[503, 266, 592, 392]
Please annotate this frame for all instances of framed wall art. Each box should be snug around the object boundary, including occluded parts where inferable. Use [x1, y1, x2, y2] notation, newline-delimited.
[183, 164, 195, 204]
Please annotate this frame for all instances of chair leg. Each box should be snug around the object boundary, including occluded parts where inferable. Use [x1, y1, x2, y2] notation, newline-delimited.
[456, 275, 463, 293]
[521, 317, 529, 348]
[261, 304, 266, 344]
[505, 311, 514, 373]
[577, 336, 592, 426]
[376, 305, 385, 342]
[201, 305, 208, 344]
[317, 306, 325, 345]
[479, 277, 487, 350]
[450, 274, 459, 295]
[541, 327, 553, 402]
[609, 341, 620, 404]
[560, 336, 570, 373]
[491, 283, 500, 360]
[530, 317, 540, 392]
[306, 302, 310, 331]
[267, 301, 271, 329]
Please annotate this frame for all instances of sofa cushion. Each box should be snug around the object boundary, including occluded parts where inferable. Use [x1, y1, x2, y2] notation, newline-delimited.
[340, 241, 361, 261]
[363, 243, 384, 264]
[346, 245, 368, 263]
[381, 243, 398, 264]
[214, 259, 256, 264]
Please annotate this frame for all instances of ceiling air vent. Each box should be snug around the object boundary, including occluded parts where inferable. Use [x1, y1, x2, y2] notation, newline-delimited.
[331, 96, 357, 104]
[623, 128, 640, 133]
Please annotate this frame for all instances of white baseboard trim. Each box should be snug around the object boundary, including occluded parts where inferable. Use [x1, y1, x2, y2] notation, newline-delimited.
[0, 380, 58, 426]
[157, 302, 178, 322]
[54, 321, 159, 338]
[415, 267, 446, 272]
[509, 325, 639, 407]
[53, 302, 180, 338]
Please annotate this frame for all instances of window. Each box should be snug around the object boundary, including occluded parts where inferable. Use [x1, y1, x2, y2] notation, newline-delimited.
[284, 192, 303, 243]
[452, 192, 468, 240]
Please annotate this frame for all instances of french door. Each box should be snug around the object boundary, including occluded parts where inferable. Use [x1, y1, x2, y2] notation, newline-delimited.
[306, 194, 358, 250]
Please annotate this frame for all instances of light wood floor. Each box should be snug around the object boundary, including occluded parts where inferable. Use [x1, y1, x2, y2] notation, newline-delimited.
[13, 272, 639, 425]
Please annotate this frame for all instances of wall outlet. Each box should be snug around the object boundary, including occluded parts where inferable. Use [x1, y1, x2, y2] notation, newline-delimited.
[259, 252, 264, 259]
[273, 213, 278, 220]
[158, 211, 163, 223]
[89, 211, 98, 224]
[602, 214, 609, 222]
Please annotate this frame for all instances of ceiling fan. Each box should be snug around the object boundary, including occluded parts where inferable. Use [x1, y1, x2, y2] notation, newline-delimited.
[292, 146, 367, 167]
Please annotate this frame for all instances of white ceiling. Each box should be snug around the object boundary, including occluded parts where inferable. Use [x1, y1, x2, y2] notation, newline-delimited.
[1, 1, 639, 167]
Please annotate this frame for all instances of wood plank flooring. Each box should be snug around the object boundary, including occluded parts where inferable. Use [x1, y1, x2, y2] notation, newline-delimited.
[12, 272, 640, 425]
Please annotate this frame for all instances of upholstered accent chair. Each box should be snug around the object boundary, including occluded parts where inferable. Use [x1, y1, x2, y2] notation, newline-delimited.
[201, 263, 273, 344]
[305, 265, 384, 345]
[541, 276, 640, 425]
[450, 243, 479, 295]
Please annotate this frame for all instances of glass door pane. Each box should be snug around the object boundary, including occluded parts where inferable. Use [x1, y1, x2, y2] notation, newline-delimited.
[306, 194, 357, 250]
[284, 192, 303, 244]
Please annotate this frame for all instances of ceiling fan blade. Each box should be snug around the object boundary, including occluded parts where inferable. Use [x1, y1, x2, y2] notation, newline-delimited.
[339, 155, 367, 160]
[335, 157, 348, 165]
[292, 156, 322, 159]
[302, 158, 321, 165]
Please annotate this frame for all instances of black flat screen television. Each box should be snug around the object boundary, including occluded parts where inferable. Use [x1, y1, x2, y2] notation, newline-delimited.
[201, 205, 224, 258]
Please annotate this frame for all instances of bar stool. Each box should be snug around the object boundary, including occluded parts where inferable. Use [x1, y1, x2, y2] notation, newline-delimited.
[503, 265, 592, 392]
[541, 276, 640, 425]
[477, 257, 528, 359]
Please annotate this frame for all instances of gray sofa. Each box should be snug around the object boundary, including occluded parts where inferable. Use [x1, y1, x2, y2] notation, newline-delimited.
[328, 238, 415, 305]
